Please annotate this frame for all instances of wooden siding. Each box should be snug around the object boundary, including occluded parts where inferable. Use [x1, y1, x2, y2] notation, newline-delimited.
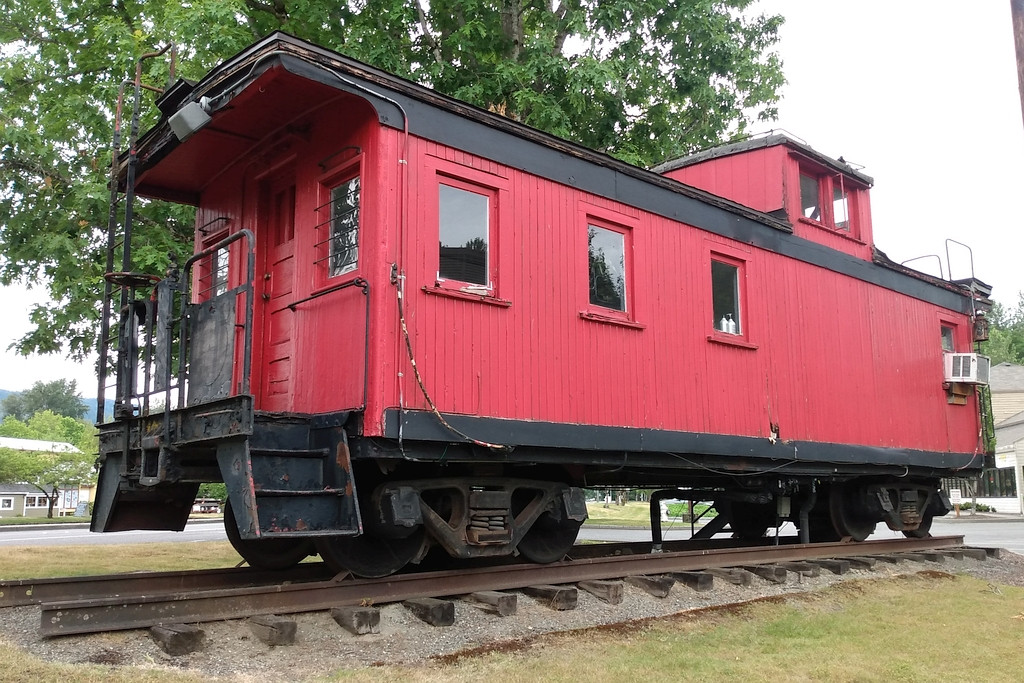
[378, 129, 979, 455]
[190, 86, 979, 457]
[993, 393, 1024, 425]
[662, 145, 786, 216]
[195, 92, 382, 414]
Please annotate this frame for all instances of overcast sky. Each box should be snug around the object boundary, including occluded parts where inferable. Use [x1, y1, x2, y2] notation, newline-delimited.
[2, 1, 1023, 397]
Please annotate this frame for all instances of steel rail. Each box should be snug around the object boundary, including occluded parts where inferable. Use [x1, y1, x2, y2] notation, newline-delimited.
[0, 563, 333, 608]
[39, 535, 963, 637]
[3, 537, 764, 608]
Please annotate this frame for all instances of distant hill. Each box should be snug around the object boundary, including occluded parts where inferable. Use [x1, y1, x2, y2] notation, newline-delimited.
[0, 389, 113, 423]
[82, 397, 116, 423]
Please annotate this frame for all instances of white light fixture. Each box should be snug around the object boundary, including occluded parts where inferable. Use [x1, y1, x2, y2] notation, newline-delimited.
[169, 99, 212, 141]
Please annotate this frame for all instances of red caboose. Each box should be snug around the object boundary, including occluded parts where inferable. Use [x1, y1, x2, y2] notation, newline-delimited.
[92, 34, 990, 576]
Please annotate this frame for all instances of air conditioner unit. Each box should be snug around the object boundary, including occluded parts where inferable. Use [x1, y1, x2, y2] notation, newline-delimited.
[943, 352, 990, 384]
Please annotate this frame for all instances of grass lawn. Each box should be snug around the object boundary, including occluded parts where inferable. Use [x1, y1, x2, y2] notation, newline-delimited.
[344, 573, 1024, 682]
[0, 541, 242, 579]
[584, 500, 712, 527]
[0, 516, 91, 525]
[584, 500, 655, 527]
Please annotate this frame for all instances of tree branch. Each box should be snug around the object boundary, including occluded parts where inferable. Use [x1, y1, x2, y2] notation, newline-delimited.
[414, 0, 444, 65]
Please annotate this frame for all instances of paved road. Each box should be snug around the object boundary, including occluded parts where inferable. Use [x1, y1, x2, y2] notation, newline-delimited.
[1, 516, 1021, 554]
[0, 520, 227, 547]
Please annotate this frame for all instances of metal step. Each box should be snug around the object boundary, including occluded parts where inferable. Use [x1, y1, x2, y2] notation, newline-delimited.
[250, 448, 330, 492]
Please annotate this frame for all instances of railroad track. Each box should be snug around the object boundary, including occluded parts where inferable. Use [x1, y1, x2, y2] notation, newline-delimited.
[17, 535, 982, 637]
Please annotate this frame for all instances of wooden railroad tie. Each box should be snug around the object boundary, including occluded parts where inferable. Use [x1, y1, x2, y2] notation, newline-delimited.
[955, 547, 989, 561]
[842, 556, 878, 570]
[248, 614, 297, 646]
[464, 590, 517, 616]
[626, 574, 677, 597]
[887, 552, 944, 564]
[777, 561, 822, 578]
[578, 580, 624, 605]
[703, 567, 752, 586]
[331, 606, 381, 635]
[807, 559, 851, 575]
[403, 597, 455, 626]
[669, 571, 715, 592]
[739, 565, 788, 584]
[523, 584, 578, 610]
[150, 624, 205, 656]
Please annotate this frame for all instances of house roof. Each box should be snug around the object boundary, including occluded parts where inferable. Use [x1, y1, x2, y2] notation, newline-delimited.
[996, 409, 1024, 446]
[0, 483, 55, 495]
[0, 436, 80, 453]
[989, 362, 1024, 393]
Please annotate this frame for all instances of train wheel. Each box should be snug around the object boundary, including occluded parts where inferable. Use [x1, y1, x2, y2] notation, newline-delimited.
[902, 512, 933, 538]
[828, 485, 876, 542]
[315, 529, 426, 578]
[223, 500, 313, 570]
[728, 501, 776, 540]
[517, 511, 582, 563]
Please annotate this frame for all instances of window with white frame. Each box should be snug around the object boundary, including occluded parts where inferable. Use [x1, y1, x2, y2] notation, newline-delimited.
[438, 182, 491, 287]
[0, 498, 12, 510]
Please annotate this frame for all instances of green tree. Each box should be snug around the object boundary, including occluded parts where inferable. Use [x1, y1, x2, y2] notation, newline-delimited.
[983, 294, 1024, 366]
[1, 380, 87, 422]
[1, 0, 784, 358]
[0, 410, 97, 517]
[0, 447, 35, 483]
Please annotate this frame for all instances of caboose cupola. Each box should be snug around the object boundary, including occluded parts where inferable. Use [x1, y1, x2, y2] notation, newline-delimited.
[654, 133, 875, 261]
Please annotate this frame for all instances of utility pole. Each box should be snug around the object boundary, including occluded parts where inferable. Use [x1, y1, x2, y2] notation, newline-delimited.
[1013, 0, 1024, 126]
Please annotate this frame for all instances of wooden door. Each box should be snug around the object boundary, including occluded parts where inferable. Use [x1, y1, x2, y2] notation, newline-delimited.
[258, 172, 297, 411]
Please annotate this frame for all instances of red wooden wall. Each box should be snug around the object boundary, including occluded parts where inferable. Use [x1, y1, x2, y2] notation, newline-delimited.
[376, 132, 978, 455]
[190, 89, 979, 457]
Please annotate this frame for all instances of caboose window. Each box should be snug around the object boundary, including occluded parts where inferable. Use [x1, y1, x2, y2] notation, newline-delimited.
[799, 166, 859, 236]
[941, 325, 955, 352]
[800, 173, 821, 221]
[329, 176, 360, 277]
[588, 225, 626, 311]
[199, 231, 229, 299]
[711, 259, 741, 334]
[833, 180, 850, 231]
[439, 183, 489, 286]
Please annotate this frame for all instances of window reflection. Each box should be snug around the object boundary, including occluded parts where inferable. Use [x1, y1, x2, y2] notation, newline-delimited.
[439, 184, 489, 286]
[588, 225, 626, 311]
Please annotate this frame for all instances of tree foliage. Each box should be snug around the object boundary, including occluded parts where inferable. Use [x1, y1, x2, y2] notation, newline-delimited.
[982, 294, 1024, 366]
[0, 409, 97, 517]
[1, 0, 784, 358]
[1, 379, 87, 421]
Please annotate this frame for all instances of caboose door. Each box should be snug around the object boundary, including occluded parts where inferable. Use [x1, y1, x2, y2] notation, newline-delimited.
[256, 169, 297, 412]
